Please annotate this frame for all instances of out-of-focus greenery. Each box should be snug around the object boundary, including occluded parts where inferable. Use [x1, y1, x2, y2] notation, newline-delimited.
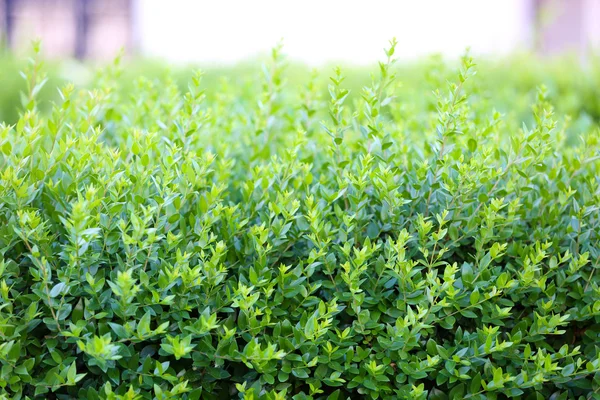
[1, 50, 599, 133]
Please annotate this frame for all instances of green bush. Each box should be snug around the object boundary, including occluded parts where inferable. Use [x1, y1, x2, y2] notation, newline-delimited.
[1, 42, 600, 399]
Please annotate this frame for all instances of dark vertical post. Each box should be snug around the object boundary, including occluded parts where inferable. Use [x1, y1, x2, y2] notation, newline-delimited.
[74, 0, 89, 59]
[4, 0, 14, 49]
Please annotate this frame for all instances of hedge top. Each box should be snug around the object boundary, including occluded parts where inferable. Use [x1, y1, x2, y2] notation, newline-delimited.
[1, 41, 600, 399]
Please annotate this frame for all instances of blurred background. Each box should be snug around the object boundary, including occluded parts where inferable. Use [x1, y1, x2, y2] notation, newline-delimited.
[1, 0, 600, 135]
[0, 0, 599, 64]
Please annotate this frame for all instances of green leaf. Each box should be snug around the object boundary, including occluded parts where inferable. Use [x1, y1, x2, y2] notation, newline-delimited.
[470, 373, 482, 393]
[468, 138, 477, 152]
[461, 263, 474, 285]
[137, 311, 152, 337]
[67, 361, 77, 383]
[469, 289, 480, 305]
[327, 390, 341, 400]
[49, 282, 66, 298]
[1, 141, 11, 155]
[109, 323, 129, 339]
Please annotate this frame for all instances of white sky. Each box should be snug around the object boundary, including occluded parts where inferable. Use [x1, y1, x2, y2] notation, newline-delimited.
[134, 0, 533, 65]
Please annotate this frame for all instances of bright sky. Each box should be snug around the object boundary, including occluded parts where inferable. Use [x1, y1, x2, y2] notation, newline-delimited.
[134, 0, 533, 65]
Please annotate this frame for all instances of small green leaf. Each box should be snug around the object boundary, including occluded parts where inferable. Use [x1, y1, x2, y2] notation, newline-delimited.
[468, 138, 477, 152]
[50, 282, 66, 298]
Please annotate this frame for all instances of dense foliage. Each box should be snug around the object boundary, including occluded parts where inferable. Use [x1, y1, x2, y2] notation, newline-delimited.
[1, 42, 600, 399]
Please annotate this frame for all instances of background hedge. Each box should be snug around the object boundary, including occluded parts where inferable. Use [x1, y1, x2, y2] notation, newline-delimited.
[1, 42, 600, 399]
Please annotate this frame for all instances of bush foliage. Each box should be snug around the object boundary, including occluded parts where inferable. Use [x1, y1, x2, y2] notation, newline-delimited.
[1, 42, 600, 399]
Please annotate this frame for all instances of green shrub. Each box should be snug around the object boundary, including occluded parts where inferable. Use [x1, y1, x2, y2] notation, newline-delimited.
[1, 41, 600, 399]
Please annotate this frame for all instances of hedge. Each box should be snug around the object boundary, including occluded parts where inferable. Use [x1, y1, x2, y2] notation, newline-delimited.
[1, 41, 600, 399]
